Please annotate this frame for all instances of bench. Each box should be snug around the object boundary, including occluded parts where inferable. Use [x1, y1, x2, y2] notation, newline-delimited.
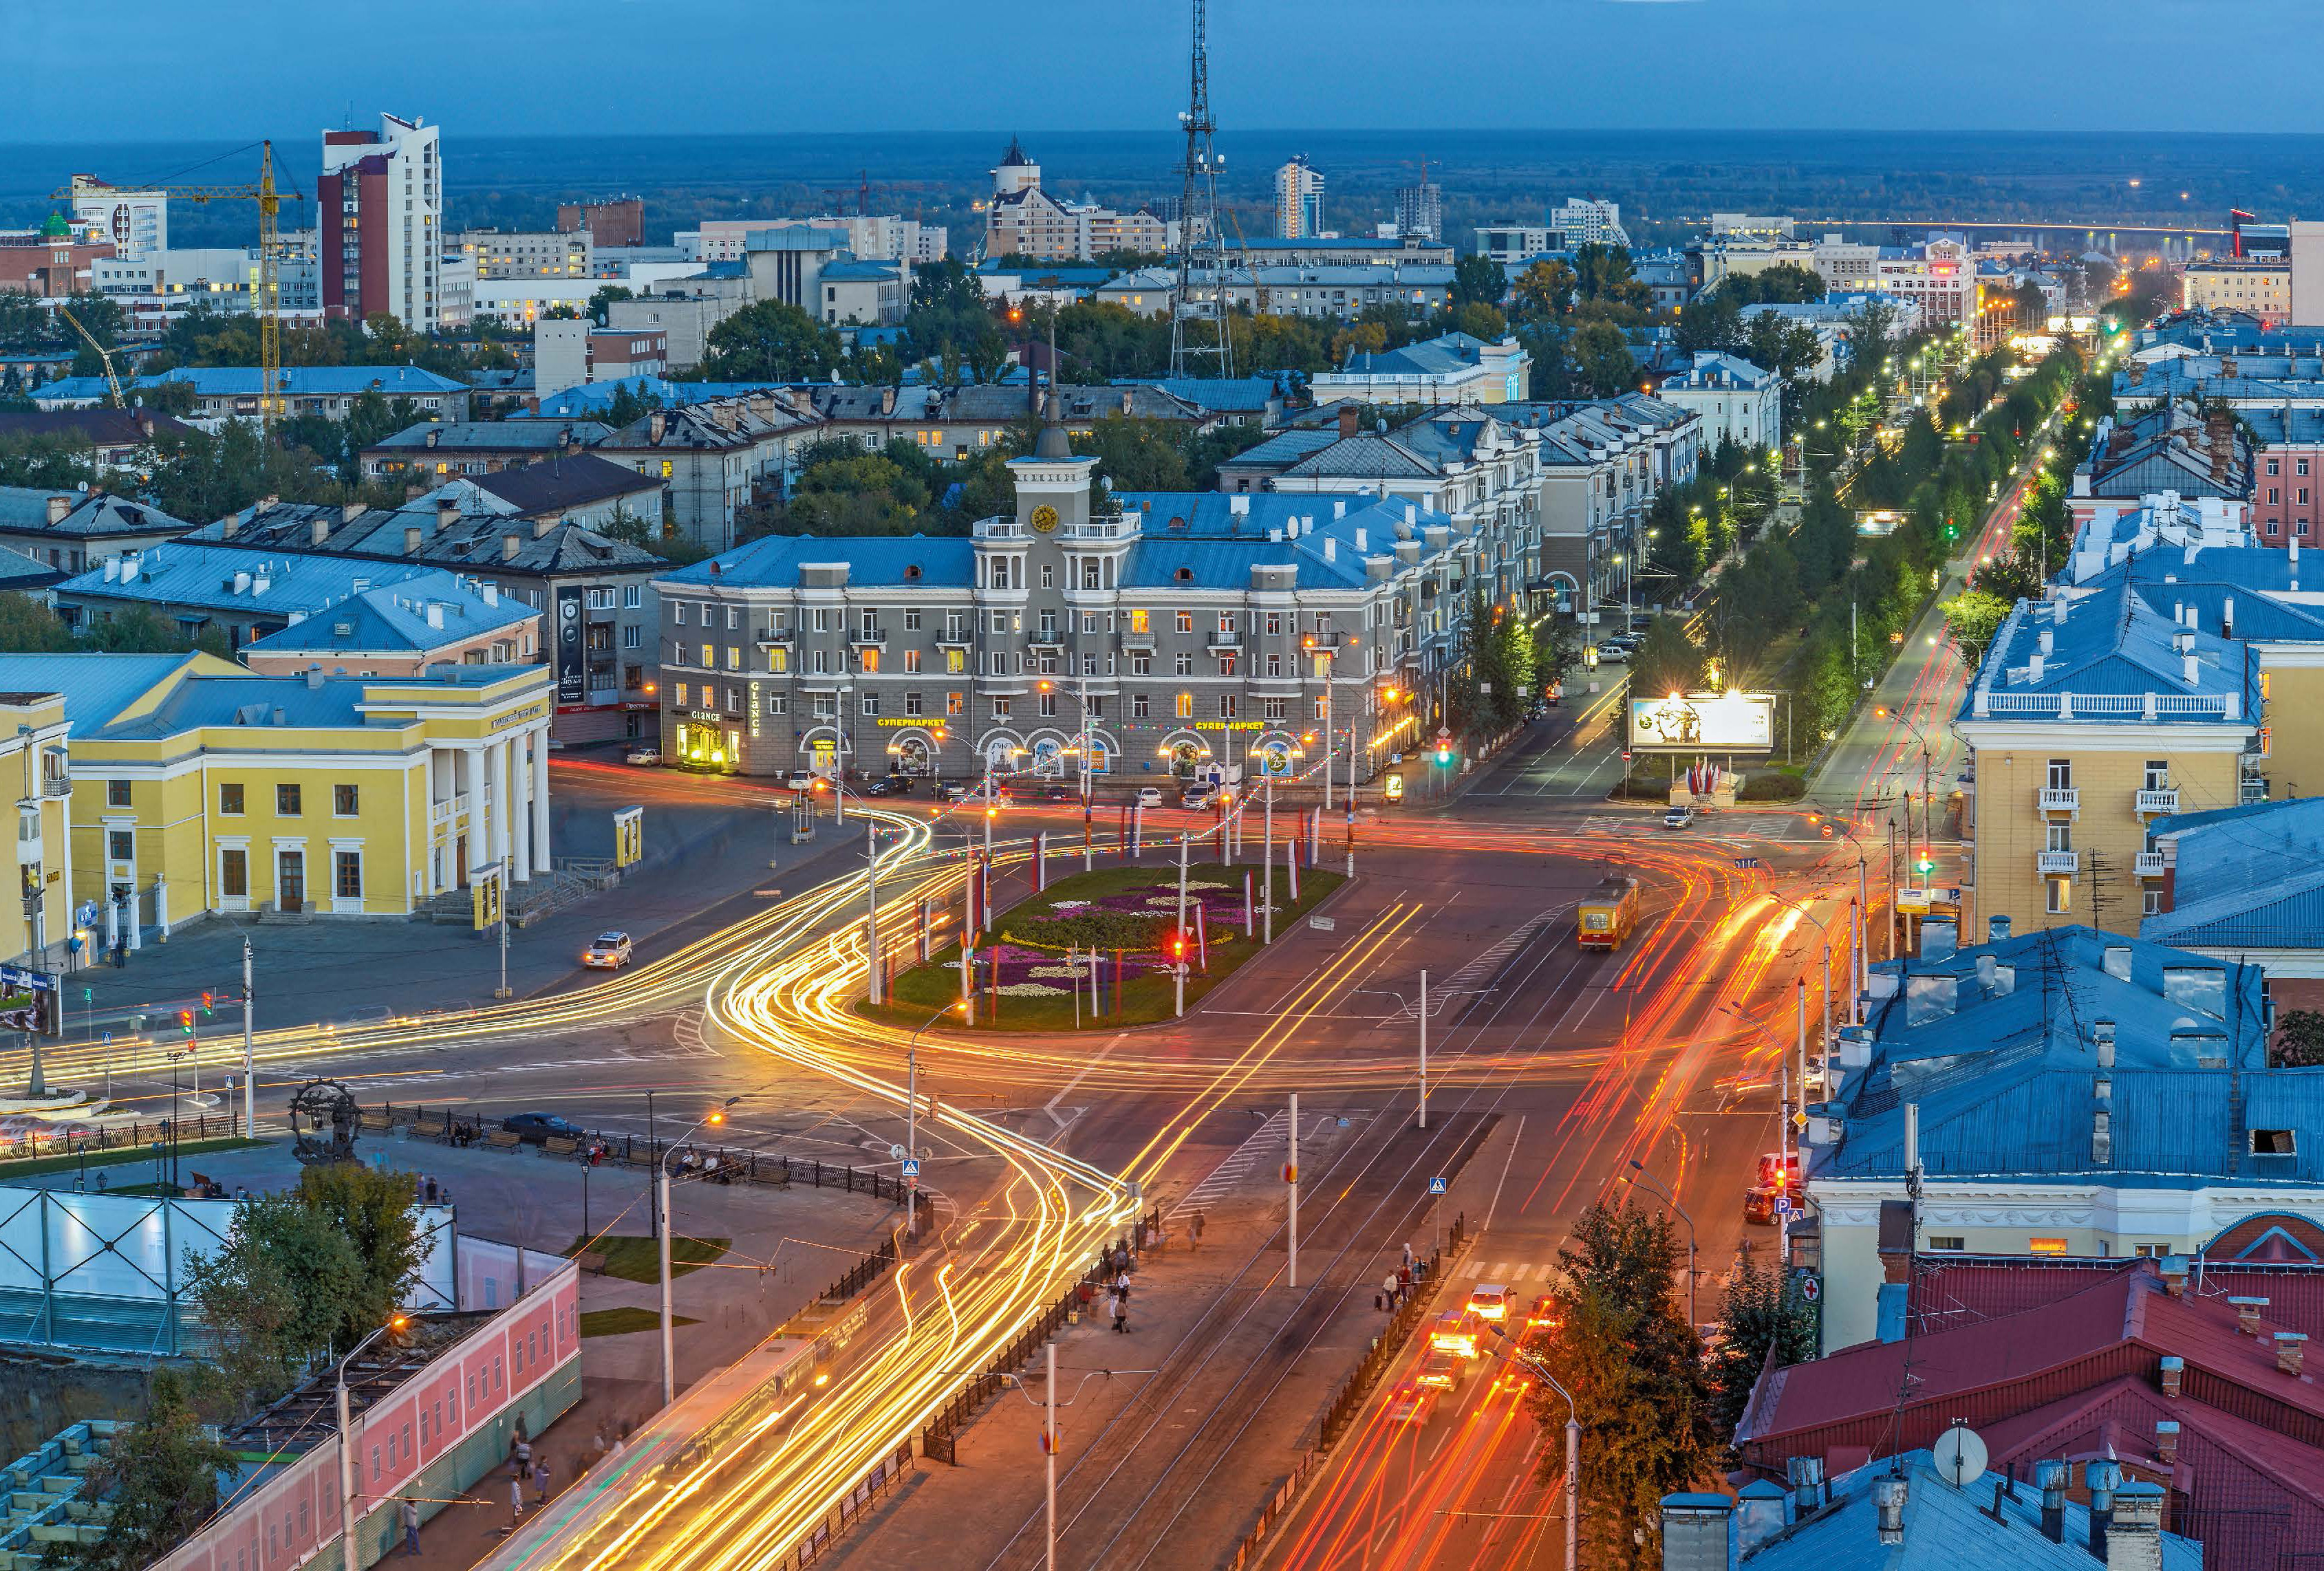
[544, 1137, 579, 1157]
[483, 1129, 524, 1151]
[575, 1250, 607, 1276]
[358, 1113, 395, 1134]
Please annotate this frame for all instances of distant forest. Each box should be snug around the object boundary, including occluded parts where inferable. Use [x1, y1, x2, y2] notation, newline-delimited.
[9, 128, 2323, 255]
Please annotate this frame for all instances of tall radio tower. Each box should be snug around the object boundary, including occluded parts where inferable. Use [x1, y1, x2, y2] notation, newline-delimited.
[1170, 0, 1233, 380]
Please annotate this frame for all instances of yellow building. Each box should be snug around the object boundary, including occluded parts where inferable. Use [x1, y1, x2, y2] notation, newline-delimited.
[1957, 587, 2257, 937]
[0, 654, 554, 926]
[0, 691, 74, 968]
[2178, 261, 2291, 321]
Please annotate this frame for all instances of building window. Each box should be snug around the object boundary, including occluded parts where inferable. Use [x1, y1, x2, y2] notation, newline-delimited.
[2027, 1237, 2069, 1256]
[768, 647, 788, 673]
[1132, 694, 1150, 718]
[624, 584, 642, 608]
[1175, 652, 1194, 675]
[2046, 877, 2070, 914]
[1218, 695, 1238, 720]
[2045, 758, 2072, 790]
[945, 650, 965, 674]
[105, 778, 131, 808]
[1176, 693, 1194, 719]
[1315, 696, 1329, 720]
[333, 784, 358, 816]
[1130, 609, 1150, 634]
[277, 783, 301, 816]
[1218, 655, 1238, 676]
[674, 682, 689, 706]
[1265, 654, 1281, 677]
[861, 649, 880, 673]
[861, 693, 880, 717]
[1039, 692, 1059, 718]
[334, 852, 362, 899]
[1176, 610, 1193, 633]
[2045, 822, 2072, 853]
[1925, 1237, 1965, 1252]
[947, 692, 965, 716]
[1040, 565, 1054, 588]
[2144, 760, 2169, 790]
[905, 691, 924, 716]
[991, 697, 1011, 720]
[221, 847, 248, 898]
[219, 782, 245, 816]
[1264, 699, 1287, 722]
[674, 603, 688, 625]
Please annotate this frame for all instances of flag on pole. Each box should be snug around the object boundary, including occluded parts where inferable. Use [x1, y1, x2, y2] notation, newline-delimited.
[1035, 832, 1048, 891]
[1196, 902, 1209, 973]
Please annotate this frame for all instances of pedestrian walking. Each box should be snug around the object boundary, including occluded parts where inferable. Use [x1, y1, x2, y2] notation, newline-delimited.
[509, 1475, 524, 1523]
[1401, 1242, 1414, 1272]
[1110, 1291, 1129, 1334]
[514, 1438, 532, 1480]
[534, 1455, 552, 1504]
[1398, 1264, 1412, 1300]
[400, 1497, 420, 1557]
[1381, 1272, 1398, 1311]
[1190, 1209, 1205, 1251]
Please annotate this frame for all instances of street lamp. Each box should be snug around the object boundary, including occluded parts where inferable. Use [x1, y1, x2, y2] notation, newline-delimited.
[1481, 1323, 1580, 1571]
[903, 1002, 967, 1240]
[1870, 706, 1937, 908]
[657, 1096, 744, 1405]
[1623, 1159, 1698, 1327]
[337, 1312, 412, 1559]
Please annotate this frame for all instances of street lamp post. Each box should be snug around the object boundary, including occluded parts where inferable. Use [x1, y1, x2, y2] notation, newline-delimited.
[658, 1096, 743, 1405]
[1624, 1158, 1698, 1328]
[337, 1312, 411, 1562]
[904, 1003, 965, 1240]
[1483, 1325, 1580, 1571]
[240, 935, 255, 1140]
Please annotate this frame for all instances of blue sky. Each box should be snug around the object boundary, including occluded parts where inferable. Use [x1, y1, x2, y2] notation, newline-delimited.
[11, 0, 2314, 139]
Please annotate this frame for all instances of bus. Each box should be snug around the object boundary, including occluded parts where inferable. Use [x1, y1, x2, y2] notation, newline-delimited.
[1576, 876, 1642, 951]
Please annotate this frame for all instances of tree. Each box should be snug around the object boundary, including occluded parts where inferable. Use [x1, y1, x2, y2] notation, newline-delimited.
[1572, 244, 1650, 313]
[1074, 415, 1190, 491]
[1706, 1244, 1818, 1447]
[2277, 1010, 2324, 1068]
[0, 433, 98, 490]
[297, 1164, 426, 1350]
[1628, 614, 1704, 700]
[193, 1188, 363, 1401]
[1452, 301, 1508, 342]
[0, 592, 76, 652]
[588, 284, 634, 325]
[1526, 1202, 1714, 1568]
[1451, 254, 1506, 310]
[1569, 320, 1637, 398]
[43, 1367, 237, 1571]
[702, 301, 843, 383]
[1511, 258, 1577, 321]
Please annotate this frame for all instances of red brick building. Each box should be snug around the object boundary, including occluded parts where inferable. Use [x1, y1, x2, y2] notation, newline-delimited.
[0, 215, 115, 297]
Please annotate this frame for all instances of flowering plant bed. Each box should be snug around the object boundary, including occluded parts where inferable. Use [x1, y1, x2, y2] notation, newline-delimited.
[863, 862, 1344, 1030]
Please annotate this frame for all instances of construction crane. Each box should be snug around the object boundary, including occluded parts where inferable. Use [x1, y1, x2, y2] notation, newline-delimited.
[54, 302, 122, 409]
[54, 141, 300, 429]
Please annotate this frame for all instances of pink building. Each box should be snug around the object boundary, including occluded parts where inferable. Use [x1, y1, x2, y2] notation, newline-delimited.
[2246, 407, 2324, 546]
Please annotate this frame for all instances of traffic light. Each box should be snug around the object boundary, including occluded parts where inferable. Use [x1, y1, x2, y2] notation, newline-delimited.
[1915, 856, 1935, 876]
[177, 1009, 194, 1036]
[200, 990, 213, 1015]
[1434, 743, 1452, 765]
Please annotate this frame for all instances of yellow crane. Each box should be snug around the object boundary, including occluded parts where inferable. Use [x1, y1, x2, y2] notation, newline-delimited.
[54, 301, 122, 409]
[54, 141, 300, 429]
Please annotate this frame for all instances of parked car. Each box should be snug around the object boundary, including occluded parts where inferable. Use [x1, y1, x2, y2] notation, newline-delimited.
[1137, 786, 1164, 808]
[1594, 642, 1631, 663]
[866, 775, 915, 797]
[625, 745, 661, 767]
[503, 1112, 585, 1145]
[1182, 785, 1218, 808]
[936, 782, 971, 803]
[1743, 1186, 1778, 1226]
[581, 931, 634, 969]
[784, 770, 818, 793]
[1663, 805, 1694, 830]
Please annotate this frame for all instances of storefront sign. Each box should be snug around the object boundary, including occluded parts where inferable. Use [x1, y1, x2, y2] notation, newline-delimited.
[489, 700, 551, 733]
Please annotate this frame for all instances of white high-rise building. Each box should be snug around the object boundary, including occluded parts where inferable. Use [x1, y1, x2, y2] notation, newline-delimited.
[1275, 156, 1325, 239]
[1551, 198, 1628, 249]
[67, 176, 167, 261]
[317, 113, 442, 329]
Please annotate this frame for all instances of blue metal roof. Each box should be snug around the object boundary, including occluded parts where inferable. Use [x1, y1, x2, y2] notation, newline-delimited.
[1959, 584, 2259, 726]
[139, 366, 469, 397]
[0, 653, 213, 730]
[53, 543, 502, 626]
[1817, 926, 2305, 1187]
[2144, 796, 2324, 952]
[658, 534, 976, 589]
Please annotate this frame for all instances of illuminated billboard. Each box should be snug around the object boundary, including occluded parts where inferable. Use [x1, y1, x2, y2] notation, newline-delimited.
[1627, 691, 1776, 753]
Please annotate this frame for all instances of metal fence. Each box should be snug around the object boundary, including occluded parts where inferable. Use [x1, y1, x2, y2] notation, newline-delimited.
[0, 1112, 245, 1172]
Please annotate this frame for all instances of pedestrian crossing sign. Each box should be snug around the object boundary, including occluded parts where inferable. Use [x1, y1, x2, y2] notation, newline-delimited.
[900, 1158, 921, 1178]
[1428, 1177, 1448, 1195]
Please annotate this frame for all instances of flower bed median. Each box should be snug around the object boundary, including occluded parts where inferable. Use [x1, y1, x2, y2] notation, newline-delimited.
[864, 861, 1345, 1030]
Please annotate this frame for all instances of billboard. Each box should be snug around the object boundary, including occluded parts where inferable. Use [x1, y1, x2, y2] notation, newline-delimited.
[0, 966, 61, 1034]
[1628, 691, 1775, 753]
[471, 865, 505, 931]
[555, 587, 585, 705]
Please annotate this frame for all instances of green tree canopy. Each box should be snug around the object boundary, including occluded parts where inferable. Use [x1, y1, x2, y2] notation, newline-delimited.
[702, 301, 844, 383]
[43, 1367, 237, 1571]
[1451, 254, 1506, 309]
[1628, 614, 1705, 700]
[1706, 1244, 1818, 1447]
[1569, 320, 1637, 398]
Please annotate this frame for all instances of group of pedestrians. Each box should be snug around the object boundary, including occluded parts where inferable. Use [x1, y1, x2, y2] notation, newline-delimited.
[1379, 1243, 1429, 1312]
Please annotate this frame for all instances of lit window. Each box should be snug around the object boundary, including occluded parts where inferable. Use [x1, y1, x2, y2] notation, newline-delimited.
[2028, 1237, 2069, 1256]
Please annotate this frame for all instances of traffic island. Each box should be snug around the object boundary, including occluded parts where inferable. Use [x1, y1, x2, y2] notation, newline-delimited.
[863, 862, 1346, 1030]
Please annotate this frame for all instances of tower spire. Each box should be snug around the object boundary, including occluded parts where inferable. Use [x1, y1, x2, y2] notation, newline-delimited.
[1170, 0, 1233, 380]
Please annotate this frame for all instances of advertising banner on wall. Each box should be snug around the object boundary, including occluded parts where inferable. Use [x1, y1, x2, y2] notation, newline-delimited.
[1626, 691, 1776, 753]
[555, 587, 585, 705]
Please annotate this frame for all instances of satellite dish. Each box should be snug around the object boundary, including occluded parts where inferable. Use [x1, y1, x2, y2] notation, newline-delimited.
[1932, 1424, 1988, 1490]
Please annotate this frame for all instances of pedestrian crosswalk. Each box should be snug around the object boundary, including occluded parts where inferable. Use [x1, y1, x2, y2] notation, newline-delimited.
[1437, 905, 1571, 997]
[1169, 1108, 1344, 1215]
[1464, 1261, 1558, 1283]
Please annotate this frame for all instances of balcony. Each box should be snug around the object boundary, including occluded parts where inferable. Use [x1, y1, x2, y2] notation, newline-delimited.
[936, 631, 973, 650]
[2038, 786, 2079, 814]
[2037, 849, 2080, 876]
[1028, 631, 1066, 651]
[848, 629, 888, 650]
[41, 771, 70, 799]
[2135, 851, 2166, 878]
[2135, 788, 2179, 815]
[1121, 630, 1156, 650]
[754, 629, 793, 649]
[1206, 635, 1243, 655]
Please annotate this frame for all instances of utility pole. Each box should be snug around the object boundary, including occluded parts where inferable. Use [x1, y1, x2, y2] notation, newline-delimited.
[1174, 833, 1190, 1018]
[241, 936, 255, 1140]
[865, 820, 880, 1005]
[1261, 779, 1275, 946]
[905, 1036, 918, 1238]
[1044, 1341, 1057, 1571]
[495, 859, 512, 1001]
[658, 1160, 675, 1405]
[1286, 1091, 1299, 1288]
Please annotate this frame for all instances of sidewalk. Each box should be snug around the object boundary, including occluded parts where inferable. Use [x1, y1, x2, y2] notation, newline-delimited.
[56, 767, 874, 1037]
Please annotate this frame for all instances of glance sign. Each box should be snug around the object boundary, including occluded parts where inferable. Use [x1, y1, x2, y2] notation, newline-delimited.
[1626, 691, 1774, 753]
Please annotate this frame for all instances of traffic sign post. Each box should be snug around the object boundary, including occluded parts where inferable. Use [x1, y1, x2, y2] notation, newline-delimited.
[1428, 1174, 1447, 1254]
[901, 1157, 921, 1191]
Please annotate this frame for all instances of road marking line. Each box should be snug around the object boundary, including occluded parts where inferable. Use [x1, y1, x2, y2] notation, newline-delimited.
[1046, 1032, 1126, 1129]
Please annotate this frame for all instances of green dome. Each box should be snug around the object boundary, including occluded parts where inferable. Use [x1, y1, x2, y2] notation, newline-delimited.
[41, 213, 68, 238]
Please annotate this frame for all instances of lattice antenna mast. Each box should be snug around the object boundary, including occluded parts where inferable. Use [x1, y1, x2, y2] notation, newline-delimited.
[1170, 0, 1233, 380]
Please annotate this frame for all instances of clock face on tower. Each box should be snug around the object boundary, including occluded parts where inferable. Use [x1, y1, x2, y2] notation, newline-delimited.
[1030, 504, 1060, 533]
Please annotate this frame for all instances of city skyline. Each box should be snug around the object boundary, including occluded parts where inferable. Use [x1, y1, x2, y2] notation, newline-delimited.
[14, 0, 2324, 140]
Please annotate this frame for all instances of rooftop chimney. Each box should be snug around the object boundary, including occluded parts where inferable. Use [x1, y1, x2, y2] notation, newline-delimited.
[2160, 1256, 2188, 1297]
[2085, 1459, 2122, 1561]
[435, 497, 460, 534]
[2230, 1295, 2269, 1334]
[1324, 538, 1337, 562]
[502, 532, 521, 561]
[426, 602, 444, 630]
[1788, 1455, 1826, 1515]
[532, 511, 558, 539]
[2093, 1106, 2112, 1165]
[2096, 1019, 2116, 1069]
[1338, 402, 1359, 438]
[1989, 914, 2010, 942]
[45, 495, 69, 526]
[649, 411, 667, 444]
[2277, 1330, 2308, 1376]
[2107, 1482, 2166, 1571]
[1355, 528, 1368, 552]
[2036, 1460, 2067, 1543]
[405, 526, 424, 556]
[342, 501, 365, 523]
[2224, 596, 2236, 638]
[1874, 1475, 1908, 1547]
[304, 667, 323, 690]
[2155, 1421, 2180, 1466]
[2038, 628, 2053, 655]
[1657, 1494, 1736, 1570]
[2160, 1356, 2184, 1398]
[310, 515, 330, 546]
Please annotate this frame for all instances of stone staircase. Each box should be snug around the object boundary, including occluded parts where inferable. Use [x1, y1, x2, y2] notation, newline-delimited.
[413, 865, 610, 927]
